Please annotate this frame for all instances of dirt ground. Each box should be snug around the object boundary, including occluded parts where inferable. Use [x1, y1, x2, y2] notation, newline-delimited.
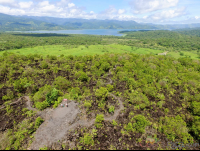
[29, 100, 81, 150]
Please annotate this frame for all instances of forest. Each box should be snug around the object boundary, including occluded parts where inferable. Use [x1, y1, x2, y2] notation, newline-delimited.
[0, 29, 200, 150]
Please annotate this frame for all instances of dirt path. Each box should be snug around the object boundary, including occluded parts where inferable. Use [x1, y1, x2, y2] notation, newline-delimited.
[0, 97, 24, 110]
[27, 69, 124, 150]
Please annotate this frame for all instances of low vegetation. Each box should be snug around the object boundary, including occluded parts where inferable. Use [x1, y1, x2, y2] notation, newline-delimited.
[0, 30, 200, 150]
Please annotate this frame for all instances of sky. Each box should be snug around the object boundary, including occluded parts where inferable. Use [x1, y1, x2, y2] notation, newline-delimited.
[0, 0, 200, 24]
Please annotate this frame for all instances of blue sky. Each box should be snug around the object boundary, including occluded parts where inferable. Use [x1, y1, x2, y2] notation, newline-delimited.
[0, 0, 200, 24]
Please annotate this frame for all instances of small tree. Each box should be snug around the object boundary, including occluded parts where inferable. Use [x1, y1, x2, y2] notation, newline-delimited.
[95, 87, 108, 100]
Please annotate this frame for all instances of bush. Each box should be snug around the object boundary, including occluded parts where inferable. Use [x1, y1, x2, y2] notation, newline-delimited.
[190, 116, 200, 141]
[84, 101, 92, 109]
[106, 84, 114, 92]
[128, 92, 150, 109]
[75, 71, 88, 82]
[35, 101, 49, 110]
[13, 77, 29, 92]
[70, 87, 81, 100]
[35, 117, 44, 129]
[95, 114, 104, 128]
[109, 106, 115, 113]
[191, 101, 200, 115]
[53, 76, 71, 90]
[33, 84, 52, 102]
[131, 115, 150, 133]
[80, 133, 94, 146]
[2, 89, 14, 100]
[46, 88, 60, 106]
[95, 87, 108, 100]
[40, 61, 48, 69]
[160, 115, 193, 144]
[100, 62, 110, 72]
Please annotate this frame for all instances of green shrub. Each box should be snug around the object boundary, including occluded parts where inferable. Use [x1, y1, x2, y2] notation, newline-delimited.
[35, 101, 49, 110]
[84, 101, 92, 109]
[100, 62, 110, 72]
[80, 133, 94, 146]
[35, 117, 44, 129]
[39, 146, 48, 150]
[70, 87, 81, 100]
[95, 114, 104, 128]
[95, 87, 108, 100]
[131, 115, 150, 133]
[13, 77, 30, 92]
[124, 122, 134, 133]
[160, 115, 193, 144]
[40, 61, 48, 69]
[190, 116, 200, 141]
[33, 84, 52, 102]
[128, 92, 150, 109]
[109, 106, 115, 113]
[191, 101, 200, 115]
[75, 71, 88, 82]
[46, 88, 60, 106]
[157, 101, 165, 108]
[53, 76, 71, 90]
[112, 120, 118, 126]
[106, 84, 114, 92]
[2, 89, 14, 100]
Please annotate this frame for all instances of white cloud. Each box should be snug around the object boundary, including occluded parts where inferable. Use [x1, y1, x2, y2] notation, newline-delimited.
[195, 16, 200, 20]
[68, 3, 75, 8]
[0, 0, 18, 7]
[19, 1, 33, 9]
[118, 9, 125, 14]
[130, 0, 179, 14]
[148, 7, 186, 21]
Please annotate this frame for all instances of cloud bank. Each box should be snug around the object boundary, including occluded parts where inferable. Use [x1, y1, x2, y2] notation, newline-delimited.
[0, 0, 199, 24]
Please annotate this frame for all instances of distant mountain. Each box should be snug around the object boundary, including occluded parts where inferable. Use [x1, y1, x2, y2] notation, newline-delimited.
[21, 15, 158, 30]
[0, 13, 159, 31]
[0, 13, 64, 31]
[1, 13, 200, 32]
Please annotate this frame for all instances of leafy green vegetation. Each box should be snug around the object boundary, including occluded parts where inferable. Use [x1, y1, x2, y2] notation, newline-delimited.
[1, 30, 200, 150]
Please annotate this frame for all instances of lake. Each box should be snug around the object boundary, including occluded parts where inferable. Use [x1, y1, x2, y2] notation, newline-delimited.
[17, 29, 155, 36]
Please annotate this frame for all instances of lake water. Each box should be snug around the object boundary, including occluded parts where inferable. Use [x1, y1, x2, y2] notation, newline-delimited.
[19, 29, 155, 36]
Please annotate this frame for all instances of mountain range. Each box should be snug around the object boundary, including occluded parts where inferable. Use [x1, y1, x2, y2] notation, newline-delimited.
[0, 13, 200, 31]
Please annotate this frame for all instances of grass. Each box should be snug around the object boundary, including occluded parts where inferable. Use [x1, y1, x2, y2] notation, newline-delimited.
[0, 44, 163, 57]
[0, 44, 199, 60]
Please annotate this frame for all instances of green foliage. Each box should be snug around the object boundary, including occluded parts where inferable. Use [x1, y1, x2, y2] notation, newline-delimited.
[35, 117, 44, 129]
[39, 146, 48, 150]
[35, 101, 49, 111]
[13, 77, 30, 92]
[130, 115, 150, 133]
[46, 88, 60, 106]
[80, 133, 94, 146]
[190, 116, 200, 141]
[40, 61, 48, 69]
[100, 62, 110, 72]
[124, 122, 135, 133]
[190, 101, 200, 115]
[33, 84, 52, 102]
[106, 84, 114, 92]
[109, 106, 115, 113]
[84, 100, 92, 110]
[70, 87, 81, 100]
[128, 91, 150, 109]
[75, 71, 89, 82]
[112, 120, 118, 126]
[160, 115, 193, 144]
[53, 76, 71, 90]
[95, 114, 104, 128]
[2, 89, 14, 100]
[95, 87, 108, 100]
